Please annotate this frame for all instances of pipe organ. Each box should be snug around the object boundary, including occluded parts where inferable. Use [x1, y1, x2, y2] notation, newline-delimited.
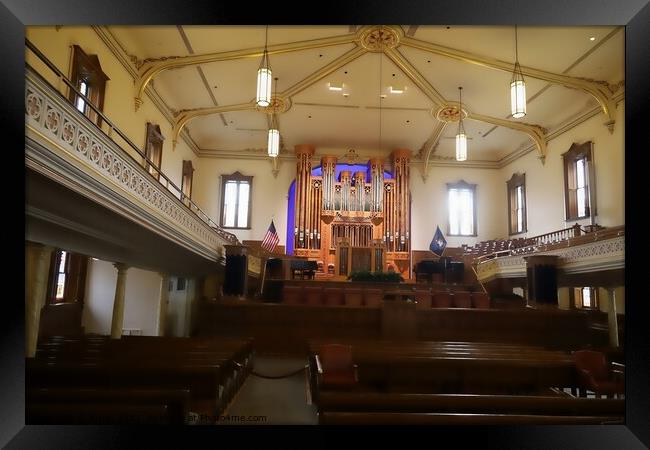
[293, 145, 412, 277]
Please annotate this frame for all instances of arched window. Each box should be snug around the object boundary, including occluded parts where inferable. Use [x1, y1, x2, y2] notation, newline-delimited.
[507, 173, 527, 235]
[220, 171, 253, 229]
[68, 45, 109, 127]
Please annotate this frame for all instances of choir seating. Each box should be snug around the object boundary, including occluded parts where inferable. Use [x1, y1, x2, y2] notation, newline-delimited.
[472, 292, 491, 309]
[323, 287, 345, 306]
[452, 291, 472, 308]
[432, 291, 452, 308]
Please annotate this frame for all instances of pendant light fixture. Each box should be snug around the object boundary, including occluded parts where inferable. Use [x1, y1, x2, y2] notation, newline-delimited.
[256, 25, 272, 107]
[455, 86, 467, 162]
[267, 77, 280, 157]
[510, 25, 526, 118]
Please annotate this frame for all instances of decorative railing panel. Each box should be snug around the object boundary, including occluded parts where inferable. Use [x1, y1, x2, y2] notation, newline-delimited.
[25, 67, 237, 261]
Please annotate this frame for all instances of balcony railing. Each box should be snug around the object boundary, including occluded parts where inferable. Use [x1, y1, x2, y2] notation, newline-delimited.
[25, 39, 238, 247]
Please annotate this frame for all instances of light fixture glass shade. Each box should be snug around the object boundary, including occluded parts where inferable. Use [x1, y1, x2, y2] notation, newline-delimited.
[510, 78, 526, 118]
[455, 132, 467, 161]
[267, 127, 279, 157]
[257, 65, 272, 107]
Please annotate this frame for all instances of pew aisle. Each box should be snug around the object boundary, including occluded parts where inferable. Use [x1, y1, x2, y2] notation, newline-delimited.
[218, 356, 318, 425]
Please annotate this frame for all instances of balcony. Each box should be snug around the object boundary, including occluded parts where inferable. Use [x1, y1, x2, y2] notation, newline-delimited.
[25, 58, 238, 267]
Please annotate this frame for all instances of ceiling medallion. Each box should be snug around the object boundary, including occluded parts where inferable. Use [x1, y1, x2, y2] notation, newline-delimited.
[434, 103, 468, 123]
[358, 26, 401, 52]
[256, 95, 292, 114]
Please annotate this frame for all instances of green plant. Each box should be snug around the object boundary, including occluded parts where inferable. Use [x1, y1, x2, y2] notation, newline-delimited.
[347, 271, 404, 283]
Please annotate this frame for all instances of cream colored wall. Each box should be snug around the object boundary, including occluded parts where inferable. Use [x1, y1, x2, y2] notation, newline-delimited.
[500, 102, 624, 237]
[410, 165, 506, 250]
[82, 259, 162, 336]
[598, 287, 625, 314]
[191, 157, 295, 244]
[25, 26, 199, 202]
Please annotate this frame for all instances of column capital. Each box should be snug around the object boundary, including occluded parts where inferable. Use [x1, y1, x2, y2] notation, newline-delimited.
[113, 262, 130, 273]
[158, 272, 171, 280]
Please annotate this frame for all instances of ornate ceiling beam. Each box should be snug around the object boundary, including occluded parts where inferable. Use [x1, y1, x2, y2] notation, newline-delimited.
[383, 47, 447, 107]
[418, 121, 447, 182]
[172, 103, 256, 148]
[134, 33, 357, 111]
[401, 35, 618, 132]
[171, 46, 365, 144]
[468, 112, 548, 163]
[282, 46, 366, 98]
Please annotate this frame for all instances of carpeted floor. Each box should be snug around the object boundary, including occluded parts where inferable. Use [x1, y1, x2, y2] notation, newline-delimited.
[217, 355, 318, 425]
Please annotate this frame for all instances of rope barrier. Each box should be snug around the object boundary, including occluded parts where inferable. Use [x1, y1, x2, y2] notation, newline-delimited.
[234, 360, 310, 379]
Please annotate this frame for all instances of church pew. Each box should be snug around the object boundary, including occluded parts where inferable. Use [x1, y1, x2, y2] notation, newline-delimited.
[27, 402, 175, 425]
[26, 360, 227, 416]
[30, 336, 255, 417]
[309, 340, 577, 394]
[26, 387, 191, 424]
[319, 412, 623, 425]
[317, 392, 624, 416]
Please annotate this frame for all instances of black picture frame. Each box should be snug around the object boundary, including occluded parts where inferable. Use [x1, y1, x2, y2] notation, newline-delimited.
[9, 0, 649, 447]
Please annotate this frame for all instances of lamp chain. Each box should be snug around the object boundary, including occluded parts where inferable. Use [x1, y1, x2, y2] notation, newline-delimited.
[379, 25, 383, 153]
[515, 25, 519, 63]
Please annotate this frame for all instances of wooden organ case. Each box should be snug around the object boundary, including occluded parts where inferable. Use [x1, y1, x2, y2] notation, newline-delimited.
[292, 144, 411, 278]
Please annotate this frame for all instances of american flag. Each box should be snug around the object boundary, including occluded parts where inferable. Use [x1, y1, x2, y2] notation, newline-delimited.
[261, 220, 280, 253]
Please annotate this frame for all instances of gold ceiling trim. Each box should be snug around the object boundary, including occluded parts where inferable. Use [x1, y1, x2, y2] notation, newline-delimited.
[418, 121, 448, 182]
[401, 35, 618, 131]
[134, 33, 357, 111]
[171, 47, 365, 143]
[434, 103, 468, 122]
[281, 46, 366, 98]
[356, 25, 402, 52]
[172, 103, 256, 148]
[383, 47, 447, 106]
[468, 112, 548, 164]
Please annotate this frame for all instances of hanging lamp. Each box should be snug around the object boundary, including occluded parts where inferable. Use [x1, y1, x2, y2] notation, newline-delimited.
[256, 25, 272, 107]
[455, 87, 467, 162]
[267, 77, 280, 157]
[510, 25, 527, 118]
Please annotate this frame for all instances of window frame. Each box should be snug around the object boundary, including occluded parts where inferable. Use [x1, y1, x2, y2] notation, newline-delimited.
[571, 286, 599, 310]
[46, 250, 89, 305]
[562, 141, 593, 221]
[446, 180, 478, 237]
[220, 171, 253, 230]
[144, 123, 164, 181]
[68, 45, 109, 128]
[507, 172, 527, 236]
[181, 160, 194, 206]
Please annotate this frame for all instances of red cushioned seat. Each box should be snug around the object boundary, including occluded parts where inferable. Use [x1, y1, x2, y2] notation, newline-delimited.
[319, 344, 358, 389]
[572, 350, 624, 396]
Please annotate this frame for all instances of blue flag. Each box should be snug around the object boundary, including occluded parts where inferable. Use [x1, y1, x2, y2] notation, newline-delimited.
[429, 226, 447, 257]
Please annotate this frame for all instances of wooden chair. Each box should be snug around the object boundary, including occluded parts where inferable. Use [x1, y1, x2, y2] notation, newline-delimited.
[323, 287, 345, 306]
[305, 286, 323, 306]
[316, 344, 358, 389]
[364, 289, 383, 308]
[452, 292, 472, 308]
[472, 292, 491, 309]
[414, 289, 432, 309]
[572, 350, 624, 398]
[283, 285, 303, 305]
[344, 288, 363, 307]
[432, 291, 452, 308]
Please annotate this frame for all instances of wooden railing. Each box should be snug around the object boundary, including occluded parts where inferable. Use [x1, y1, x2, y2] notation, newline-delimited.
[472, 224, 623, 263]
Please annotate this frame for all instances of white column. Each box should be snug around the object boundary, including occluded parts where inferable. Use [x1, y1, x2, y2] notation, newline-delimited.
[157, 273, 170, 336]
[25, 242, 54, 357]
[607, 287, 619, 347]
[110, 263, 129, 339]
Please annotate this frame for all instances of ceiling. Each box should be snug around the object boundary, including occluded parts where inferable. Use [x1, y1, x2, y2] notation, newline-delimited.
[108, 25, 624, 164]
